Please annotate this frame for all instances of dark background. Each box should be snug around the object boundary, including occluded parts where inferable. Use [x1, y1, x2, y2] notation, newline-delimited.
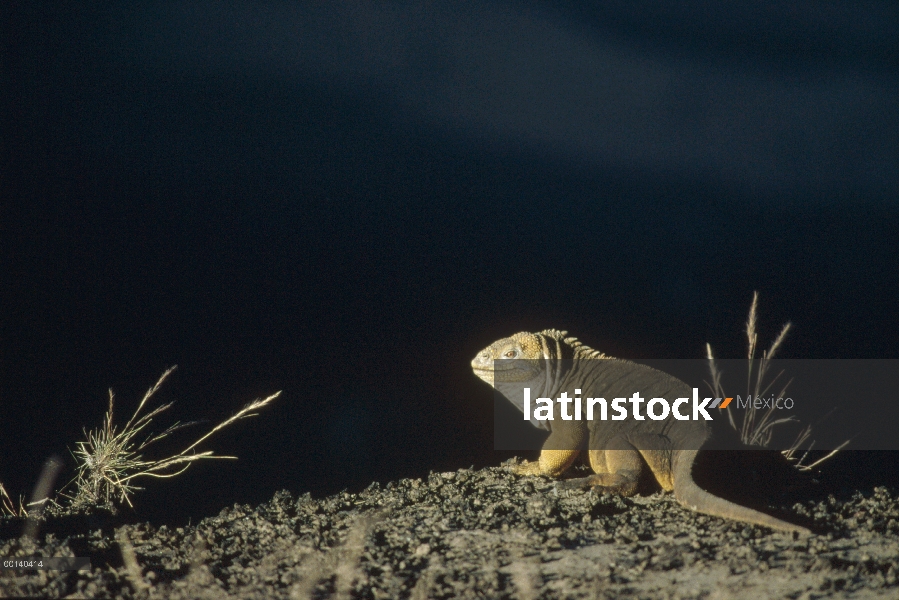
[3, 1, 898, 525]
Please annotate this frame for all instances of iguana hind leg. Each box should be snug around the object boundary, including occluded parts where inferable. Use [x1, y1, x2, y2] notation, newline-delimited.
[555, 443, 643, 496]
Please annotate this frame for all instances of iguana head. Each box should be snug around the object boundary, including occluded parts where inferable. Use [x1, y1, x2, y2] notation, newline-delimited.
[472, 329, 609, 430]
[471, 330, 562, 385]
[471, 329, 572, 431]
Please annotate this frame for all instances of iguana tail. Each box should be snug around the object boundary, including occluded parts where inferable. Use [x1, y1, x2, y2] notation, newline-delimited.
[672, 449, 811, 534]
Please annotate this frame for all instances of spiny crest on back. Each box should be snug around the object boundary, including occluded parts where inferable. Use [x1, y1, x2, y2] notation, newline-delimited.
[537, 328, 611, 360]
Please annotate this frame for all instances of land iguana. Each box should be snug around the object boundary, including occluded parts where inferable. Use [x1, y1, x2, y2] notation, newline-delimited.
[472, 328, 810, 534]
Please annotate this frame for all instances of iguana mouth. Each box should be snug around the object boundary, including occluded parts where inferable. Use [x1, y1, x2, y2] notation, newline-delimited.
[473, 365, 516, 372]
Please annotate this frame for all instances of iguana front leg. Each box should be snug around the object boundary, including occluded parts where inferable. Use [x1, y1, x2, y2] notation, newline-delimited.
[513, 449, 580, 477]
[511, 424, 585, 477]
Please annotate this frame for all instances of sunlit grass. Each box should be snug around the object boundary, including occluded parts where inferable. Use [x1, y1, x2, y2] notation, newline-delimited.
[58, 366, 280, 512]
[706, 291, 847, 470]
[0, 482, 28, 517]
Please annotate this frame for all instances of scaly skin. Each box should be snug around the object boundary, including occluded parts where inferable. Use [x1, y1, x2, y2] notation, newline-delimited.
[472, 329, 810, 534]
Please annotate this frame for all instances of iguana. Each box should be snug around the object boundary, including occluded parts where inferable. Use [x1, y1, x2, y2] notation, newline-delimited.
[472, 329, 810, 534]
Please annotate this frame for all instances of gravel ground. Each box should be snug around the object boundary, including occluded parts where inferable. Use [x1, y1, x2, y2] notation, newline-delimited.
[2, 458, 898, 599]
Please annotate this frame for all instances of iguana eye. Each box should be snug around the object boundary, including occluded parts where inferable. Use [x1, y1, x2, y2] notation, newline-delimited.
[504, 349, 518, 358]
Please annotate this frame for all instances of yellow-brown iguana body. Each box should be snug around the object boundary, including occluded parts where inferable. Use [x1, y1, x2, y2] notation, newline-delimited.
[472, 329, 810, 534]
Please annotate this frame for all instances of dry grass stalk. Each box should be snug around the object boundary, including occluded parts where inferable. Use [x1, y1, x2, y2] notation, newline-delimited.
[0, 482, 27, 517]
[333, 514, 374, 600]
[507, 553, 539, 600]
[117, 527, 151, 595]
[62, 366, 281, 511]
[290, 511, 384, 600]
[22, 456, 65, 539]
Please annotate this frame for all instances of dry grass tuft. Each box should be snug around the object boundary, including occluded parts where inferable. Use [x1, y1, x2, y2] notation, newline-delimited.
[59, 366, 281, 512]
[706, 291, 847, 470]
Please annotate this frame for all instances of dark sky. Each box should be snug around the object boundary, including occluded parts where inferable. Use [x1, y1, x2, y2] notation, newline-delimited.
[3, 1, 898, 524]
